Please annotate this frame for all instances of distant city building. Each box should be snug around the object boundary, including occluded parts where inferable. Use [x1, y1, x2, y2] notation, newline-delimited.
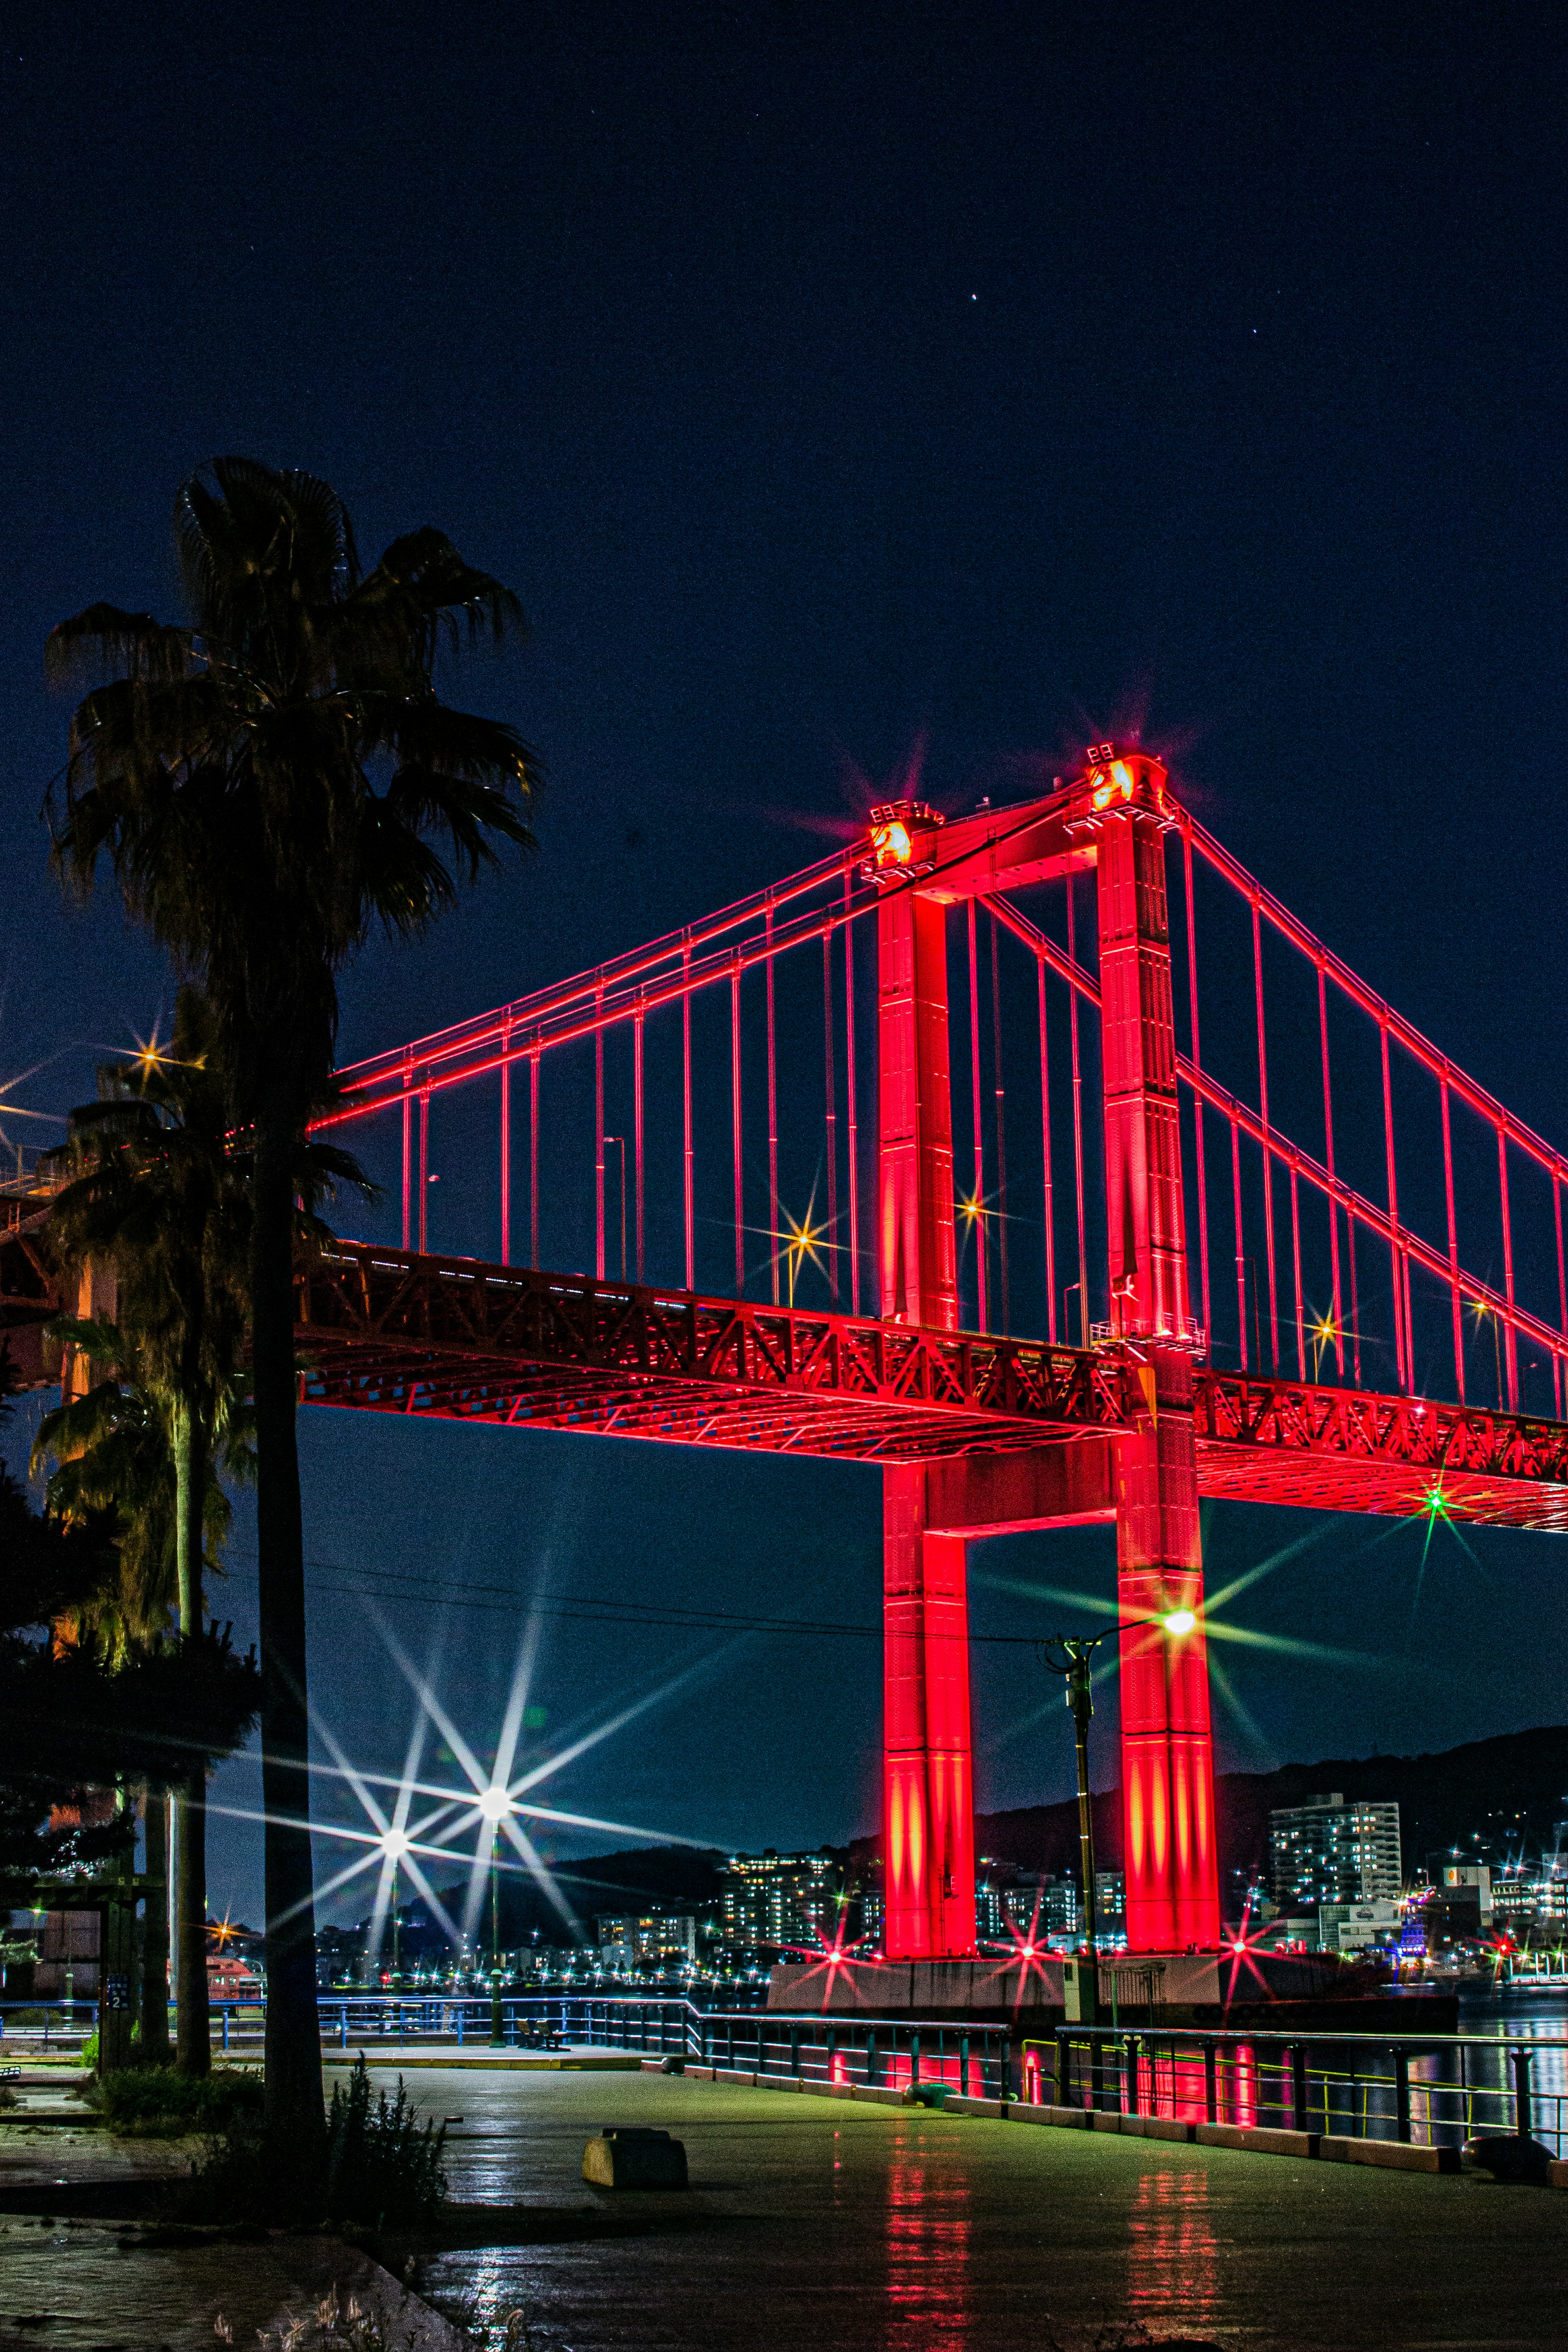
[978, 1872, 1125, 1944]
[1319, 1898, 1402, 1953]
[596, 1914, 698, 1970]
[1269, 1793, 1401, 1909]
[1493, 1869, 1568, 1931]
[719, 1852, 840, 1949]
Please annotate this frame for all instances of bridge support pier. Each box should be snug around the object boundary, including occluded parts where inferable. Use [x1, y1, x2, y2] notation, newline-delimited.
[882, 1465, 977, 1960]
[1114, 1348, 1220, 1950]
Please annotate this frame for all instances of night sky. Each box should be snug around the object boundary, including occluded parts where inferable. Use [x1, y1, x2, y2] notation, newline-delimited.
[4, 2, 1568, 1927]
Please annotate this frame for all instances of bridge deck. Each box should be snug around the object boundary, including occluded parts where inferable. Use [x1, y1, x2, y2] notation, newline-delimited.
[294, 1244, 1568, 1527]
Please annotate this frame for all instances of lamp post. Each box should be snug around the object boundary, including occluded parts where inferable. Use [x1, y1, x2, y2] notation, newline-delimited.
[1038, 1609, 1199, 2022]
[479, 1786, 512, 2045]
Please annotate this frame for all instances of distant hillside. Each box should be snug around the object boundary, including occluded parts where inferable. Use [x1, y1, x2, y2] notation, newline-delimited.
[847, 1726, 1568, 1886]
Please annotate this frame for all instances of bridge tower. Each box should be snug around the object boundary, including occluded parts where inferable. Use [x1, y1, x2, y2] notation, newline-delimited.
[873, 754, 1220, 1960]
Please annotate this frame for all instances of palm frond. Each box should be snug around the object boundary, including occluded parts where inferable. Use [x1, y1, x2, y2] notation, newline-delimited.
[44, 607, 196, 690]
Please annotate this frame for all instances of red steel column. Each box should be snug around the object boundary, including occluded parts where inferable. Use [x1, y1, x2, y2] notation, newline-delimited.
[878, 855, 973, 1959]
[883, 1463, 978, 1960]
[878, 885, 958, 1332]
[1095, 777, 1221, 1951]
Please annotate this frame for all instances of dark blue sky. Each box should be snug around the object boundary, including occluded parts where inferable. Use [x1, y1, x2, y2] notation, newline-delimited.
[4, 1, 1568, 1922]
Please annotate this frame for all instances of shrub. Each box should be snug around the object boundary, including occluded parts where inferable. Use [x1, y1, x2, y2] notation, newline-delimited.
[324, 2056, 448, 2227]
[96, 2066, 264, 2138]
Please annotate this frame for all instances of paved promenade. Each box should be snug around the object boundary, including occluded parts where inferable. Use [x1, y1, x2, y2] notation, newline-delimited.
[393, 2061, 1568, 2351]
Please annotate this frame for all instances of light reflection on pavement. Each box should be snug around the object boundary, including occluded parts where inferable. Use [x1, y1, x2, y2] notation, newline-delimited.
[341, 2062, 1568, 2352]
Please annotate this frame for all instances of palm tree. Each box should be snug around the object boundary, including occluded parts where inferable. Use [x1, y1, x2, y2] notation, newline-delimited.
[42, 990, 251, 2076]
[47, 459, 537, 2155]
[36, 1322, 253, 2071]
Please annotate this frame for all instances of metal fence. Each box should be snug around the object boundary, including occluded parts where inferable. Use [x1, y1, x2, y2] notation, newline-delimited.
[2, 1994, 1563, 2154]
[1034, 2025, 1566, 2155]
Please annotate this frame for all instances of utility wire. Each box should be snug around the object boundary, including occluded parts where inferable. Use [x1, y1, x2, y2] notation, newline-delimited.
[285, 1555, 1050, 1643]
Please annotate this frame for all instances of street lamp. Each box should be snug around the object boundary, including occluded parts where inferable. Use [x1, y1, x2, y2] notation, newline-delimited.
[1037, 1608, 1200, 2021]
[381, 1827, 410, 1984]
[478, 1786, 512, 2044]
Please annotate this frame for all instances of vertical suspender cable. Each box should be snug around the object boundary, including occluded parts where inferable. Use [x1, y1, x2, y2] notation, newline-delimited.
[418, 1087, 430, 1254]
[1555, 1176, 1566, 1422]
[1317, 963, 1344, 1376]
[682, 941, 695, 1293]
[1230, 1114, 1247, 1373]
[731, 953, 745, 1298]
[1441, 1075, 1465, 1404]
[1037, 956, 1056, 1344]
[1067, 873, 1088, 1347]
[844, 878, 861, 1317]
[766, 904, 780, 1306]
[401, 1063, 412, 1251]
[1498, 1128, 1519, 1411]
[594, 978, 606, 1283]
[968, 899, 988, 1334]
[1289, 1164, 1306, 1378]
[1379, 1020, 1406, 1390]
[990, 909, 1010, 1335]
[1348, 1188, 1362, 1387]
[822, 933, 839, 1303]
[530, 1047, 540, 1270]
[1183, 827, 1211, 1348]
[500, 1021, 512, 1265]
[1252, 897, 1280, 1371]
[634, 1002, 646, 1284]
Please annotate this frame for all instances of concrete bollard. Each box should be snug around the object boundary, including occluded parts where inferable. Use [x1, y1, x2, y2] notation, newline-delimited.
[582, 2127, 689, 2189]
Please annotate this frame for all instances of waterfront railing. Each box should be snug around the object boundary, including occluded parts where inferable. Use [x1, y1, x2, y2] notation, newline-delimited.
[2, 1994, 1563, 2156]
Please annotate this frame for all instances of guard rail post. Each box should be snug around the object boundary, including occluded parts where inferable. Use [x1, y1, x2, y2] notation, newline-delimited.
[1291, 2043, 1308, 2135]
[1514, 2047, 1533, 2140]
[1394, 2048, 1411, 2143]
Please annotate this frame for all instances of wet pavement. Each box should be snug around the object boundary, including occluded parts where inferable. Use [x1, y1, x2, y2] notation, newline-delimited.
[0, 2216, 467, 2352]
[378, 2062, 1568, 2352]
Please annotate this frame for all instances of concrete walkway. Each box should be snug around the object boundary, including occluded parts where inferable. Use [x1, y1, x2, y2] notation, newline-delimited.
[398, 2062, 1568, 2350]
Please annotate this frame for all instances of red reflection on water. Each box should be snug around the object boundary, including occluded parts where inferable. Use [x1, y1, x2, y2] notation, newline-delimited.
[884, 2137, 971, 2350]
[1126, 2167, 1219, 2334]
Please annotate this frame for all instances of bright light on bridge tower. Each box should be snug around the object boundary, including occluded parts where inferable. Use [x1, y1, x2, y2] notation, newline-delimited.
[1087, 746, 1220, 1951]
[869, 746, 1220, 1962]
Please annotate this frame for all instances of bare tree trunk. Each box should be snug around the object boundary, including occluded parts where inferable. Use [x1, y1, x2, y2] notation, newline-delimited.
[253, 1103, 323, 2162]
[172, 1398, 212, 2075]
[140, 1791, 172, 2065]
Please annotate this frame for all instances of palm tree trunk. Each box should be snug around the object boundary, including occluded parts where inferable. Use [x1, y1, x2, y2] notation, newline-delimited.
[140, 1791, 172, 2064]
[172, 1398, 212, 2076]
[252, 1100, 324, 2157]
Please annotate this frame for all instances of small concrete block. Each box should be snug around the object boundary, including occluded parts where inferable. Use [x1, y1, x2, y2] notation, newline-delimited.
[713, 2067, 755, 2086]
[639, 2059, 666, 2073]
[1548, 2157, 1568, 2190]
[943, 2094, 1006, 2118]
[1116, 2114, 1197, 2143]
[1319, 2136, 1458, 2174]
[1012, 2102, 1089, 2129]
[1196, 2123, 1318, 2159]
[582, 2127, 689, 2189]
[686, 2065, 714, 2080]
[851, 2085, 906, 2106]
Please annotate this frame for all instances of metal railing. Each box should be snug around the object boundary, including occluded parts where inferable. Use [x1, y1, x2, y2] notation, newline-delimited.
[1032, 2025, 1568, 2155]
[3, 1994, 1562, 2155]
[310, 1994, 1016, 2098]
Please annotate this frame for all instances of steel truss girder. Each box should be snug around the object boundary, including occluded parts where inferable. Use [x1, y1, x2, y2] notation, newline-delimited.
[1194, 1372, 1568, 1529]
[294, 1242, 1129, 1463]
[294, 1243, 1568, 1522]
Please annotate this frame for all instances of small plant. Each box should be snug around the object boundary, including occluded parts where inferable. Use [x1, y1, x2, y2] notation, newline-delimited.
[218, 2287, 387, 2352]
[323, 2056, 448, 2227]
[95, 2066, 265, 2138]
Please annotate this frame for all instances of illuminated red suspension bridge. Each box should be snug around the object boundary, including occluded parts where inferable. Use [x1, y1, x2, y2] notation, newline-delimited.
[9, 750, 1568, 1960]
